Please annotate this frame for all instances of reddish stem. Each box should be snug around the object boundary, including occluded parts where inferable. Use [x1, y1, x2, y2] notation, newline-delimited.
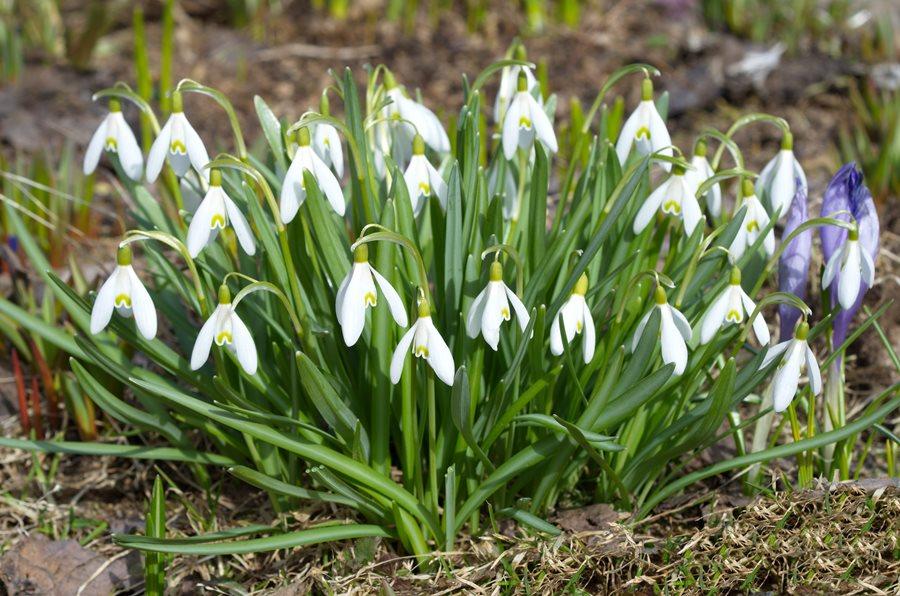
[29, 376, 44, 440]
[28, 339, 59, 429]
[10, 349, 30, 436]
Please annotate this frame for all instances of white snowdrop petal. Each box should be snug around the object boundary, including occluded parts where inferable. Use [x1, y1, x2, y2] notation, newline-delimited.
[425, 321, 456, 386]
[231, 313, 258, 375]
[128, 267, 157, 340]
[581, 302, 595, 364]
[466, 286, 489, 339]
[615, 106, 642, 167]
[390, 324, 418, 384]
[821, 249, 841, 290]
[631, 310, 653, 352]
[502, 96, 525, 160]
[805, 345, 822, 396]
[761, 340, 790, 368]
[838, 244, 862, 310]
[90, 268, 119, 334]
[700, 290, 730, 344]
[187, 192, 218, 257]
[633, 179, 669, 234]
[660, 309, 688, 375]
[113, 113, 144, 181]
[528, 95, 557, 154]
[670, 306, 693, 341]
[83, 116, 109, 175]
[190, 308, 220, 370]
[772, 344, 803, 412]
[312, 153, 346, 216]
[183, 117, 211, 180]
[145, 118, 172, 183]
[369, 266, 408, 327]
[741, 290, 770, 345]
[224, 195, 256, 256]
[648, 104, 673, 170]
[860, 248, 875, 288]
[506, 286, 531, 332]
[279, 161, 305, 223]
[549, 313, 564, 356]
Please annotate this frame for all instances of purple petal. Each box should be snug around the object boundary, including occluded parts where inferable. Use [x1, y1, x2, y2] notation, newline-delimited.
[819, 162, 858, 261]
[778, 183, 811, 340]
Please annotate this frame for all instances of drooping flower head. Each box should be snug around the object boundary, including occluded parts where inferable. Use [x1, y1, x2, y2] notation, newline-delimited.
[312, 91, 344, 179]
[778, 182, 812, 340]
[467, 260, 530, 350]
[90, 244, 157, 340]
[494, 44, 540, 124]
[146, 91, 210, 182]
[187, 168, 256, 258]
[761, 320, 821, 412]
[502, 70, 558, 160]
[403, 134, 448, 216]
[549, 273, 595, 364]
[633, 164, 704, 237]
[335, 244, 408, 347]
[280, 126, 346, 223]
[83, 98, 144, 181]
[819, 163, 880, 349]
[382, 69, 450, 159]
[729, 178, 774, 259]
[756, 131, 806, 219]
[615, 77, 673, 171]
[632, 285, 692, 375]
[700, 266, 769, 345]
[191, 285, 258, 375]
[390, 297, 455, 386]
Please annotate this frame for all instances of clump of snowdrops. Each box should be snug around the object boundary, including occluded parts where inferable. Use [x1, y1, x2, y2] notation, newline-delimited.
[1, 45, 897, 560]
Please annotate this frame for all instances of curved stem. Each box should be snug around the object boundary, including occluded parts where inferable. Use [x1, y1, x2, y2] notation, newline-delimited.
[176, 79, 247, 160]
[121, 231, 208, 316]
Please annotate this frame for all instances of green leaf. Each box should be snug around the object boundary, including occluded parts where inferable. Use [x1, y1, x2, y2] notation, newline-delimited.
[450, 367, 494, 471]
[115, 523, 392, 555]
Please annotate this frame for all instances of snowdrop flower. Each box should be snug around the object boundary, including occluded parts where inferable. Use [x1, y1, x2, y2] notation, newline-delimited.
[502, 71, 558, 160]
[755, 131, 806, 218]
[403, 135, 448, 215]
[632, 286, 692, 375]
[83, 99, 143, 181]
[191, 285, 257, 375]
[312, 92, 344, 178]
[778, 184, 812, 340]
[187, 169, 256, 258]
[90, 245, 157, 340]
[390, 298, 455, 386]
[729, 179, 774, 259]
[700, 266, 769, 345]
[615, 78, 672, 171]
[383, 70, 450, 155]
[549, 273, 595, 364]
[822, 225, 874, 311]
[633, 164, 704, 236]
[335, 244, 408, 347]
[820, 163, 880, 351]
[686, 139, 721, 217]
[146, 91, 210, 182]
[280, 127, 345, 222]
[467, 261, 530, 350]
[761, 320, 821, 412]
[494, 45, 540, 123]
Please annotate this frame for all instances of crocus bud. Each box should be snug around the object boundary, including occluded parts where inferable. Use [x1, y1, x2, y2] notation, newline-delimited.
[778, 182, 811, 340]
[819, 163, 880, 350]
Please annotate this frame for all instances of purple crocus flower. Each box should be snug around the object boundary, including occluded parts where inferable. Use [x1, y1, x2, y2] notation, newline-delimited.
[778, 182, 811, 340]
[819, 163, 880, 349]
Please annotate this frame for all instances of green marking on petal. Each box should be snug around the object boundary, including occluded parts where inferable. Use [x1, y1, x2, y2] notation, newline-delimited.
[518, 116, 532, 129]
[210, 214, 226, 229]
[417, 182, 431, 196]
[636, 126, 651, 140]
[726, 310, 742, 323]
[364, 292, 377, 307]
[414, 344, 429, 358]
[170, 139, 187, 154]
[662, 199, 681, 215]
[215, 331, 233, 345]
[746, 220, 759, 232]
[114, 294, 132, 308]
[105, 137, 117, 151]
